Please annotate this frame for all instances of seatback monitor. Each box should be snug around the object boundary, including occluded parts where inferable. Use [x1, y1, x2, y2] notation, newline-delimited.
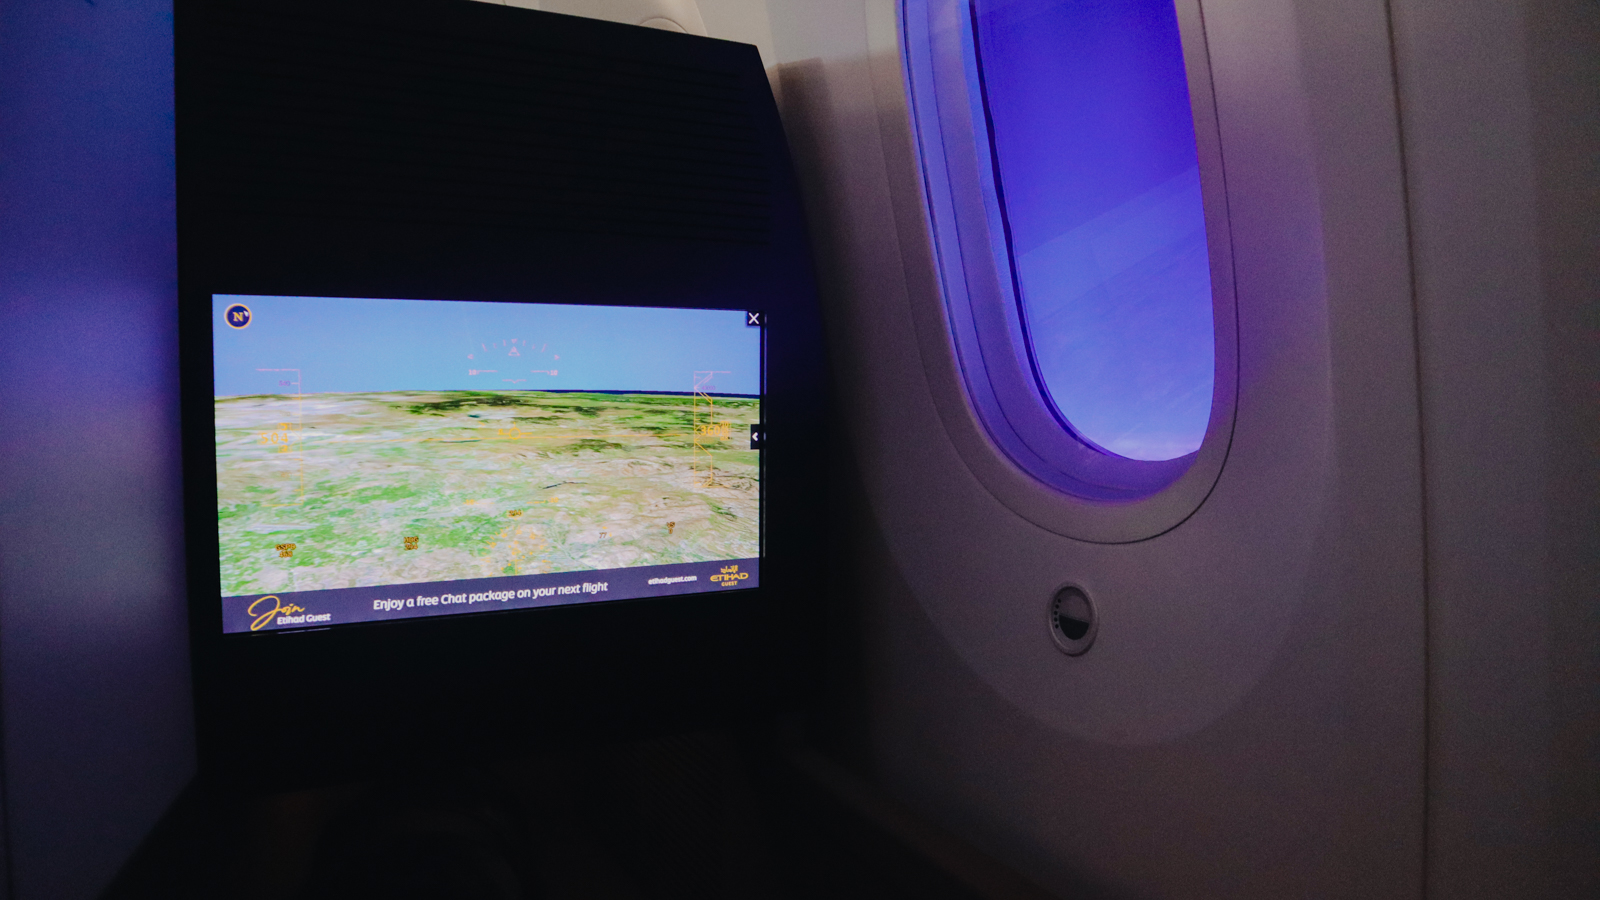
[213, 294, 763, 634]
[180, 0, 822, 782]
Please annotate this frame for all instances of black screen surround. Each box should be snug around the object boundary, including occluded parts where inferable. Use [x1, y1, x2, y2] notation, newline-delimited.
[178, 0, 824, 786]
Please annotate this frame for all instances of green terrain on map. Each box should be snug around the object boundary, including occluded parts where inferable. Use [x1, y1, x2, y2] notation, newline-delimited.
[215, 390, 760, 597]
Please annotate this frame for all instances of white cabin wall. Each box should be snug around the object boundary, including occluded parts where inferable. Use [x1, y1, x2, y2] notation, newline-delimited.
[761, 0, 1598, 896]
[696, 0, 777, 69]
[1527, 5, 1600, 892]
[763, 0, 1430, 896]
[1391, 1, 1600, 897]
[468, 0, 707, 36]
[471, 0, 778, 68]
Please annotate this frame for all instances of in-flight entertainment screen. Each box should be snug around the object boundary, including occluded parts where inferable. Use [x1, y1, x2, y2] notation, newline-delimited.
[213, 295, 763, 634]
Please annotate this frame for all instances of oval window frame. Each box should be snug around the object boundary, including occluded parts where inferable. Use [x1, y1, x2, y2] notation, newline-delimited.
[900, 0, 1239, 543]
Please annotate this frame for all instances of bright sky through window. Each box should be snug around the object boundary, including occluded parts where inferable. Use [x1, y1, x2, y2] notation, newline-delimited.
[971, 0, 1214, 461]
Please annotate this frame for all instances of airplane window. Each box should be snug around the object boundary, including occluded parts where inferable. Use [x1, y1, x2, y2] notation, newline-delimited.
[971, 0, 1213, 461]
[904, 0, 1229, 501]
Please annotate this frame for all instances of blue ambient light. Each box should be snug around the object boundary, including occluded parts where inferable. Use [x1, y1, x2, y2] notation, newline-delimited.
[970, 0, 1214, 461]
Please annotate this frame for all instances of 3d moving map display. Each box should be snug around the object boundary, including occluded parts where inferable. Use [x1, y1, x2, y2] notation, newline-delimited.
[213, 295, 762, 634]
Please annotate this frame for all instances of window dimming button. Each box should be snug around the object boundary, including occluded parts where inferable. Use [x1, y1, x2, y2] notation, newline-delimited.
[1048, 585, 1097, 656]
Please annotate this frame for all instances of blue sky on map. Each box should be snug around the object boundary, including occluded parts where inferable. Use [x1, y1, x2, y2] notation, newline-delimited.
[213, 294, 761, 397]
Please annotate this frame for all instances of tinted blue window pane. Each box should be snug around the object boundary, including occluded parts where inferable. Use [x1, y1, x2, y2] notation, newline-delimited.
[972, 0, 1214, 461]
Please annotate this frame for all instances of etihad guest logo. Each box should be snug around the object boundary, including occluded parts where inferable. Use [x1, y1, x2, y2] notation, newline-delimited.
[247, 595, 304, 631]
[709, 564, 749, 588]
[245, 595, 332, 631]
